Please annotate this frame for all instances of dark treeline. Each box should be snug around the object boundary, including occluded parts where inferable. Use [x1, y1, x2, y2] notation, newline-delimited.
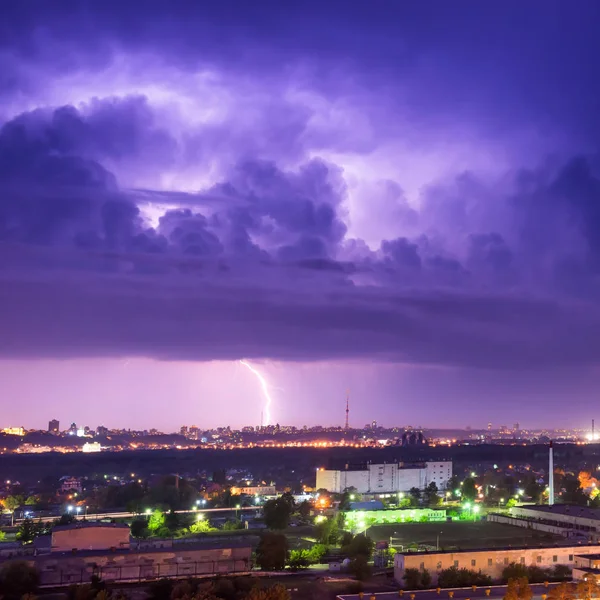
[1, 443, 599, 484]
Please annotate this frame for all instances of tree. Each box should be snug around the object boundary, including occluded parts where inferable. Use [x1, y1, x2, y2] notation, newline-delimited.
[552, 565, 572, 581]
[343, 533, 374, 559]
[189, 519, 215, 534]
[446, 475, 461, 493]
[147, 509, 165, 533]
[17, 519, 39, 544]
[424, 482, 440, 506]
[502, 563, 529, 583]
[524, 479, 544, 503]
[287, 549, 312, 570]
[297, 500, 311, 520]
[576, 576, 600, 600]
[504, 578, 532, 600]
[461, 478, 477, 502]
[246, 584, 290, 600]
[0, 561, 40, 600]
[421, 569, 432, 588]
[438, 567, 492, 588]
[255, 532, 288, 571]
[130, 518, 148, 538]
[348, 556, 371, 581]
[562, 475, 587, 506]
[24, 496, 37, 506]
[409, 487, 421, 507]
[548, 582, 576, 600]
[403, 568, 422, 589]
[3, 495, 23, 513]
[263, 497, 292, 530]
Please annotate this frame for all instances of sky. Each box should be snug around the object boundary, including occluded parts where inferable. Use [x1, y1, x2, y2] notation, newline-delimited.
[1, 1, 600, 431]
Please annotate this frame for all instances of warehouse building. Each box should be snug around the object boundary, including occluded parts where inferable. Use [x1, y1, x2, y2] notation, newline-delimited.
[316, 461, 452, 494]
[394, 543, 600, 585]
[0, 523, 252, 586]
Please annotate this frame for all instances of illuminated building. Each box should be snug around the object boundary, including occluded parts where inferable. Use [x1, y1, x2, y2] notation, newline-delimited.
[2, 427, 24, 436]
[82, 442, 102, 453]
[316, 461, 452, 494]
[230, 485, 276, 496]
[49, 419, 60, 434]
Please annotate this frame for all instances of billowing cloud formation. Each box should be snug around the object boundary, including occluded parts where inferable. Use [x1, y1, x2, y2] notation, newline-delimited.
[2, 1, 600, 371]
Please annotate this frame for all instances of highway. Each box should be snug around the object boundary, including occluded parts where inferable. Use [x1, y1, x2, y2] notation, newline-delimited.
[13, 506, 260, 525]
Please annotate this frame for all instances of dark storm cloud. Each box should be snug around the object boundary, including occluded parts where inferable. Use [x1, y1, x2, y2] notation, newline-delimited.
[3, 0, 600, 141]
[2, 1, 600, 371]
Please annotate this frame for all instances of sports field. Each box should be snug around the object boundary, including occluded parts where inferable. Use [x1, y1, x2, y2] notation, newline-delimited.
[366, 520, 563, 550]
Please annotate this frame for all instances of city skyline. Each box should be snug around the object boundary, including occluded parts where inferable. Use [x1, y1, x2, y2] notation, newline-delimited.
[2, 2, 600, 427]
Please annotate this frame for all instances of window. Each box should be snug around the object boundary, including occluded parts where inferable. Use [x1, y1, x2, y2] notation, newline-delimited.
[437, 561, 442, 569]
[504, 558, 509, 565]
[537, 556, 542, 564]
[471, 559, 476, 567]
[520, 557, 525, 564]
[420, 562, 425, 570]
[569, 555, 574, 561]
[454, 560, 459, 567]
[488, 559, 493, 566]
[553, 555, 558, 563]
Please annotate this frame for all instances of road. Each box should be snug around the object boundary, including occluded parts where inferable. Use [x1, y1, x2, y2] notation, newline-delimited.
[13, 506, 260, 525]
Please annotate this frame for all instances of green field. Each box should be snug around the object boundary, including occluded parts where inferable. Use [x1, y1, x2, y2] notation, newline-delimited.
[366, 521, 563, 550]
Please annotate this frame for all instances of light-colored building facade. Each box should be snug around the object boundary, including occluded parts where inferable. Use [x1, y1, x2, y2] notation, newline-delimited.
[317, 461, 452, 494]
[59, 477, 82, 493]
[395, 544, 600, 585]
[230, 485, 276, 496]
[51, 523, 130, 552]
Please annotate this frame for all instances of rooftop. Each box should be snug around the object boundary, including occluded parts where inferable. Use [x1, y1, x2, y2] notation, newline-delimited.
[53, 522, 130, 532]
[397, 542, 600, 556]
[516, 504, 600, 520]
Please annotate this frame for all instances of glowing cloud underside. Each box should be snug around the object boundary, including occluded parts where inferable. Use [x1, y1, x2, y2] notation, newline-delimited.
[240, 360, 272, 426]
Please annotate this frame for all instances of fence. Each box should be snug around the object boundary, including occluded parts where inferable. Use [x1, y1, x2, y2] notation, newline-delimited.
[38, 558, 251, 587]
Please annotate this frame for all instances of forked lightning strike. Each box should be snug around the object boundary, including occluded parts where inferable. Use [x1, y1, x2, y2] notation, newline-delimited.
[240, 360, 273, 426]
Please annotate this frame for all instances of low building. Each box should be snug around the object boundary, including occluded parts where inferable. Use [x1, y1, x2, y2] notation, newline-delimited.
[82, 442, 102, 453]
[2, 427, 24, 436]
[505, 505, 600, 541]
[346, 507, 446, 531]
[394, 544, 600, 584]
[51, 523, 130, 552]
[0, 524, 252, 587]
[59, 477, 82, 493]
[573, 553, 600, 581]
[230, 485, 276, 496]
[317, 461, 452, 495]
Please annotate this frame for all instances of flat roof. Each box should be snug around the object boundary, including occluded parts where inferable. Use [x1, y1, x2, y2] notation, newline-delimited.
[516, 504, 600, 520]
[29, 540, 253, 560]
[338, 584, 560, 600]
[53, 523, 130, 531]
[398, 542, 600, 556]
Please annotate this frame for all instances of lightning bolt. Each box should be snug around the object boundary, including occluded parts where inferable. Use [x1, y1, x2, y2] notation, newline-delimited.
[240, 360, 272, 426]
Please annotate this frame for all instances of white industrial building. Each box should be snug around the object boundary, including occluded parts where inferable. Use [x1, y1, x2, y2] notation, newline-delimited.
[316, 461, 452, 494]
[395, 544, 600, 584]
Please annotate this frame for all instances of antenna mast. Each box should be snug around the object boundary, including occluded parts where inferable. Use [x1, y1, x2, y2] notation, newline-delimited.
[345, 390, 350, 430]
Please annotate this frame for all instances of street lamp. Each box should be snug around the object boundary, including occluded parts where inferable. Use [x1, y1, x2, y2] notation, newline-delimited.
[67, 505, 73, 513]
[76, 506, 81, 515]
